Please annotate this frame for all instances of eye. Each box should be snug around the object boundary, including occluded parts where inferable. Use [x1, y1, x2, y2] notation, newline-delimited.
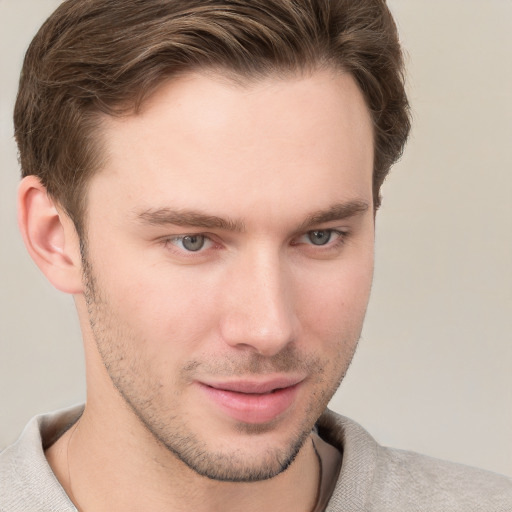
[292, 229, 347, 250]
[167, 234, 211, 252]
[182, 235, 206, 251]
[307, 230, 335, 246]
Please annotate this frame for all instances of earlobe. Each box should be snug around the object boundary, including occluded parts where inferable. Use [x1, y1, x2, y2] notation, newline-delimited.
[18, 175, 83, 294]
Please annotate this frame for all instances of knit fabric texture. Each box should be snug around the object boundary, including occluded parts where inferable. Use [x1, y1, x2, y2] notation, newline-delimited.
[2, 406, 511, 511]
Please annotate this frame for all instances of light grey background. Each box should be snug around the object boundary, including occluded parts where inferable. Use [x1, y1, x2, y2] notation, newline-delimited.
[1, 0, 511, 476]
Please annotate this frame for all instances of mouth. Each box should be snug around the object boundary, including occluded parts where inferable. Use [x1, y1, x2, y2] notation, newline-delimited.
[197, 377, 304, 424]
[204, 377, 303, 394]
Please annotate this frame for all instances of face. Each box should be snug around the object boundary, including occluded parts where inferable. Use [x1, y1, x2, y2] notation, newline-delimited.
[79, 69, 375, 481]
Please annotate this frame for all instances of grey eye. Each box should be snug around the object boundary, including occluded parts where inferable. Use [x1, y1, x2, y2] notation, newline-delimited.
[307, 230, 332, 246]
[182, 235, 206, 251]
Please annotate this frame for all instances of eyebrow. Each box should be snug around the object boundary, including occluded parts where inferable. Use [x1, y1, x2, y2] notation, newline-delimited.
[298, 200, 370, 231]
[135, 200, 369, 233]
[136, 208, 246, 232]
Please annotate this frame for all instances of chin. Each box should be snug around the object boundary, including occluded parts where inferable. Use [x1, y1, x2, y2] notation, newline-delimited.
[169, 426, 311, 482]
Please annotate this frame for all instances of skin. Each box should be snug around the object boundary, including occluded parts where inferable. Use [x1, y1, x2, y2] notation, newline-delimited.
[22, 68, 375, 511]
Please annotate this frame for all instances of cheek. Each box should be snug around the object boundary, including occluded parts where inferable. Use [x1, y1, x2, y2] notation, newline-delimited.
[88, 251, 211, 348]
[294, 256, 374, 343]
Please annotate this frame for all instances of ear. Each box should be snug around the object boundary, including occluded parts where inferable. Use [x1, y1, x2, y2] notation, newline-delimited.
[18, 175, 83, 294]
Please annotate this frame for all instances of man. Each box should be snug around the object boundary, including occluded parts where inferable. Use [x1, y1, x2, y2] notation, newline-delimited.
[1, 0, 511, 511]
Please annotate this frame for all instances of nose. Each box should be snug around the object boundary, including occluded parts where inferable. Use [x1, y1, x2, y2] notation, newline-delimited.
[219, 249, 298, 357]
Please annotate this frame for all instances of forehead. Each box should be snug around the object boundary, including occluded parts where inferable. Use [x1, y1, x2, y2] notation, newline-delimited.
[89, 69, 374, 227]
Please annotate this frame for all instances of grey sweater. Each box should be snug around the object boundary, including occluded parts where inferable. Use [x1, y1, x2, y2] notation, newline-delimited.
[1, 405, 511, 511]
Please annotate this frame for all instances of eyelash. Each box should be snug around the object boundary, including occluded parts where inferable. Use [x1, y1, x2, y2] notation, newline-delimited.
[163, 234, 216, 253]
[292, 229, 348, 249]
[161, 229, 349, 256]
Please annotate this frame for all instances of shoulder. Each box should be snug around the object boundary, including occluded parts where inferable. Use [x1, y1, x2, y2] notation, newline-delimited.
[317, 409, 512, 512]
[371, 444, 512, 511]
[0, 406, 82, 511]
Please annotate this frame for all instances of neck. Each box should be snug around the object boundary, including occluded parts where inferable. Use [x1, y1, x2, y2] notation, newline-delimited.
[46, 402, 320, 512]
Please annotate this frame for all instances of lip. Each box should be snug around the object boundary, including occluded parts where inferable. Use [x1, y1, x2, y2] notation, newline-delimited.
[197, 377, 304, 424]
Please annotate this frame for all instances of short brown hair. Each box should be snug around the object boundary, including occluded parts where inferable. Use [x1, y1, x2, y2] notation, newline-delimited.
[14, 0, 410, 234]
